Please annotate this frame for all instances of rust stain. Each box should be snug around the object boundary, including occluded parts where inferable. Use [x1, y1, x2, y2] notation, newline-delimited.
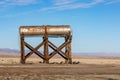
[19, 25, 72, 64]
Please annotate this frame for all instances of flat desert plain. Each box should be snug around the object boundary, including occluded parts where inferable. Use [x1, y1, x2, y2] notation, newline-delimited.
[0, 55, 120, 80]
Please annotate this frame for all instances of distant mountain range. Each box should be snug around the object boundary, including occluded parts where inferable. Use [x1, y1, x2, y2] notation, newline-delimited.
[0, 48, 120, 57]
[74, 52, 120, 57]
[0, 48, 20, 55]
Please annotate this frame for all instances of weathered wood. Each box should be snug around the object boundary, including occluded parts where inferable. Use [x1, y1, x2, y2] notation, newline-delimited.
[20, 25, 72, 64]
[25, 41, 45, 59]
[48, 40, 67, 57]
[69, 35, 72, 63]
[24, 41, 45, 59]
[48, 43, 68, 60]
[43, 26, 49, 63]
[20, 35, 25, 64]
[48, 41, 70, 59]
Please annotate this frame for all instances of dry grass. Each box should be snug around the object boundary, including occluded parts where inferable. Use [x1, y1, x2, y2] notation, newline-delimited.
[0, 55, 120, 65]
[0, 75, 120, 80]
[0, 54, 120, 80]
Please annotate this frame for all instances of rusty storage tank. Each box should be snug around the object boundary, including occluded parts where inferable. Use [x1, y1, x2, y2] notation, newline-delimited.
[19, 25, 72, 64]
[19, 25, 71, 37]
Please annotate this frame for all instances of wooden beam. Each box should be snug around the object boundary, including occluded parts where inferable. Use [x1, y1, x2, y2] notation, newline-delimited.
[49, 44, 68, 60]
[25, 41, 45, 59]
[24, 41, 45, 59]
[43, 37, 49, 63]
[48, 40, 67, 57]
[20, 35, 25, 64]
[43, 26, 49, 63]
[48, 41, 70, 59]
[68, 35, 72, 63]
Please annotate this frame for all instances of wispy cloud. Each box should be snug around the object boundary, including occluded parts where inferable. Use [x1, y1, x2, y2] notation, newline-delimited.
[0, 0, 119, 11]
[106, 0, 120, 4]
[0, 0, 39, 17]
[0, 0, 119, 10]
[0, 9, 37, 18]
[0, 0, 37, 6]
[0, 0, 119, 17]
[41, 0, 104, 11]
[53, 0, 77, 6]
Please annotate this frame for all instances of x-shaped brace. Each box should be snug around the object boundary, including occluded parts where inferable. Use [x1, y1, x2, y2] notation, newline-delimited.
[24, 41, 45, 59]
[48, 40, 70, 60]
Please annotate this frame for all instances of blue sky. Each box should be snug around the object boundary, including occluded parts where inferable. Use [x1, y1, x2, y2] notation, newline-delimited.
[0, 0, 120, 55]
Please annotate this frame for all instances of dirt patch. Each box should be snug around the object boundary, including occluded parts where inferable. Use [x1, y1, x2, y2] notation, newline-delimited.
[0, 56, 120, 80]
[0, 75, 120, 80]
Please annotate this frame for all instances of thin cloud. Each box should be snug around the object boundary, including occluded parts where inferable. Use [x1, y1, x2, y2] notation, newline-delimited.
[0, 0, 39, 17]
[106, 0, 120, 4]
[0, 0, 37, 6]
[0, 10, 36, 18]
[0, 0, 119, 17]
[41, 0, 104, 11]
[53, 0, 77, 6]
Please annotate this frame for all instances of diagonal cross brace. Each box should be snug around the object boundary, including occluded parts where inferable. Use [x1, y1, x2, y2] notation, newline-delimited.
[49, 44, 68, 60]
[25, 41, 45, 59]
[24, 41, 45, 59]
[48, 40, 68, 59]
[48, 41, 70, 59]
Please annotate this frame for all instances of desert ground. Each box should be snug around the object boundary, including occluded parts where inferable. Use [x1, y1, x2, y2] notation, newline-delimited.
[0, 55, 120, 80]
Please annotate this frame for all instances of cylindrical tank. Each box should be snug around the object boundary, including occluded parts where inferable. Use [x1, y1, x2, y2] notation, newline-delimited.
[19, 25, 71, 37]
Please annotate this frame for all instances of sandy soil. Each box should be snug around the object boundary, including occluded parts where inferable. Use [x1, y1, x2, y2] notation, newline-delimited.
[0, 55, 120, 80]
[1, 56, 120, 65]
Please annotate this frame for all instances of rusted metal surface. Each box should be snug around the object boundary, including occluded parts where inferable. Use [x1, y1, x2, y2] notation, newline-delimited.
[20, 25, 71, 36]
[19, 25, 72, 64]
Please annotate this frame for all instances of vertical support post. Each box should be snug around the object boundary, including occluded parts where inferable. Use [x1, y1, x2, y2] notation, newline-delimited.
[68, 35, 72, 64]
[43, 26, 49, 63]
[65, 36, 69, 63]
[20, 34, 25, 64]
[19, 26, 72, 64]
[68, 41, 72, 63]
